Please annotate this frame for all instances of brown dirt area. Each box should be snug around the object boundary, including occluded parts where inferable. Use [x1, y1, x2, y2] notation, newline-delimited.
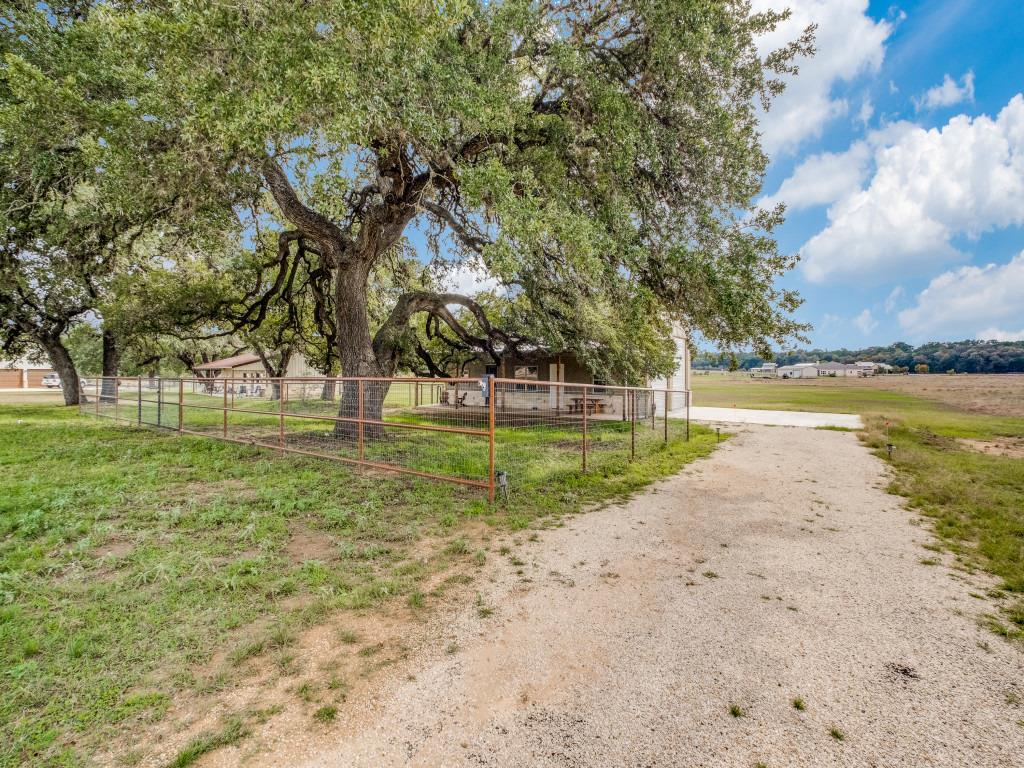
[97, 523, 496, 768]
[957, 437, 1024, 459]
[867, 373, 1024, 418]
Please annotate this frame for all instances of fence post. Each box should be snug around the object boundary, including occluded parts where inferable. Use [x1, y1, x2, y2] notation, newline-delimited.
[137, 376, 142, 426]
[664, 389, 669, 444]
[488, 377, 496, 503]
[157, 378, 163, 427]
[222, 380, 228, 438]
[95, 378, 100, 416]
[279, 378, 286, 452]
[178, 379, 183, 433]
[630, 389, 636, 459]
[357, 379, 364, 462]
[582, 383, 588, 472]
[650, 388, 655, 430]
[686, 390, 690, 442]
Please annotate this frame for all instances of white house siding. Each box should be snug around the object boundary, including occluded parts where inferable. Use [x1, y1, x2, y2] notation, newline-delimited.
[777, 365, 818, 379]
[650, 327, 690, 414]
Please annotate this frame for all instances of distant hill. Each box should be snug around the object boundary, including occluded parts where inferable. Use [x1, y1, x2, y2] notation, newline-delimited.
[694, 340, 1024, 374]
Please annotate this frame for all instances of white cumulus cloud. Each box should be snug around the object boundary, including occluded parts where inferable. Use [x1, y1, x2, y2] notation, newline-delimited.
[796, 94, 1024, 283]
[898, 252, 1024, 341]
[753, 0, 893, 155]
[854, 308, 877, 334]
[977, 327, 1024, 342]
[913, 70, 975, 111]
[856, 96, 874, 127]
[438, 263, 499, 296]
[883, 286, 904, 314]
[760, 142, 873, 211]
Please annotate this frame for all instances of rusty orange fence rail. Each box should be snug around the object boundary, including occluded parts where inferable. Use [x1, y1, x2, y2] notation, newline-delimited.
[80, 376, 691, 501]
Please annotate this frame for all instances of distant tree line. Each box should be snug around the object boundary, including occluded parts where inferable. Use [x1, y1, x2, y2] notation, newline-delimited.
[695, 340, 1024, 374]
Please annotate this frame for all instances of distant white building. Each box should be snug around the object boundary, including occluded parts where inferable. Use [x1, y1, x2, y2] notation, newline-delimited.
[749, 362, 778, 378]
[816, 361, 869, 377]
[855, 361, 893, 374]
[777, 363, 818, 379]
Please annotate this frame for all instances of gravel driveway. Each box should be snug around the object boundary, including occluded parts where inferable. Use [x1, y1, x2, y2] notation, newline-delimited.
[258, 425, 1023, 767]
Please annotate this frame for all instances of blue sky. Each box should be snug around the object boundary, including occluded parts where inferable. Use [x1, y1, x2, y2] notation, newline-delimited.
[757, 0, 1024, 348]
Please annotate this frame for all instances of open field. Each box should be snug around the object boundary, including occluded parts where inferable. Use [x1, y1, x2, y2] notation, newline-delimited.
[693, 373, 1024, 639]
[0, 404, 714, 768]
[0, 389, 66, 405]
[694, 372, 1024, 419]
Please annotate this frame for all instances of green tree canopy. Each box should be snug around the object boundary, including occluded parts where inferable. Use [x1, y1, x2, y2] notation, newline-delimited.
[5, 1, 814, 415]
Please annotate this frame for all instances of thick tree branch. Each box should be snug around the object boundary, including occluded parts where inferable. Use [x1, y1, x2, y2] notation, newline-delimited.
[262, 159, 346, 248]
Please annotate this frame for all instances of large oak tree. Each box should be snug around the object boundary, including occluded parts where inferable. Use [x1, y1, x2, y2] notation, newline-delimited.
[7, 2, 813, 420]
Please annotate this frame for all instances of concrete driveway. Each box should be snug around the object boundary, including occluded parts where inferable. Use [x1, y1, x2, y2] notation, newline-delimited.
[677, 405, 863, 429]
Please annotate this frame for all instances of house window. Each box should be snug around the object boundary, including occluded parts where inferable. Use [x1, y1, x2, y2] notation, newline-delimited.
[514, 365, 538, 380]
[513, 365, 538, 392]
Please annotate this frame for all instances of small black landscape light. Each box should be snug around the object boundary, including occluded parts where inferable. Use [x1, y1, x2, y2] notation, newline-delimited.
[886, 443, 895, 459]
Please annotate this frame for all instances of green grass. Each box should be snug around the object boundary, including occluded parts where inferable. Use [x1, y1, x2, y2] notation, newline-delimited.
[312, 704, 337, 723]
[167, 717, 249, 768]
[0, 403, 716, 767]
[694, 375, 1024, 640]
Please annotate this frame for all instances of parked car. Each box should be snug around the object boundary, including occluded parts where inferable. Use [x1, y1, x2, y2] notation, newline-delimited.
[41, 373, 62, 388]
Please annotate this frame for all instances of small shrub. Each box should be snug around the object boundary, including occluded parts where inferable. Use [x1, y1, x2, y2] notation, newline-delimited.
[338, 629, 359, 644]
[313, 705, 337, 723]
[445, 538, 469, 556]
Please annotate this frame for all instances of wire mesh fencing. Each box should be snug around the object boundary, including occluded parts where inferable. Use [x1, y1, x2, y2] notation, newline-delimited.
[81, 376, 691, 501]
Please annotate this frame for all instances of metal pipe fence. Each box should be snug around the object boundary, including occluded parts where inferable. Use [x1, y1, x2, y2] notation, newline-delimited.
[80, 376, 691, 501]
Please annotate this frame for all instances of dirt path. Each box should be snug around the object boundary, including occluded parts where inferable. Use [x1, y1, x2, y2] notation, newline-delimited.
[226, 426, 1024, 767]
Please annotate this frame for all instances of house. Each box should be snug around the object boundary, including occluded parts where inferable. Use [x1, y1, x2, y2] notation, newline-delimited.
[462, 325, 691, 412]
[192, 351, 313, 392]
[816, 361, 870, 377]
[777, 363, 818, 379]
[855, 361, 893, 375]
[0, 358, 56, 389]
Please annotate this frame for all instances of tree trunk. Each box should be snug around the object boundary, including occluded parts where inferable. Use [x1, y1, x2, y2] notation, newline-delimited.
[101, 327, 120, 402]
[43, 337, 82, 406]
[334, 262, 388, 440]
[256, 345, 292, 401]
